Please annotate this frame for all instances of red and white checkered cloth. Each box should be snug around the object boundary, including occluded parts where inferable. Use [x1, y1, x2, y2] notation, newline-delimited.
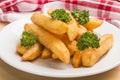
[0, 0, 120, 28]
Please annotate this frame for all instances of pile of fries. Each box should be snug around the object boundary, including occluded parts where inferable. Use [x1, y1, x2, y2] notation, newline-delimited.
[16, 9, 114, 68]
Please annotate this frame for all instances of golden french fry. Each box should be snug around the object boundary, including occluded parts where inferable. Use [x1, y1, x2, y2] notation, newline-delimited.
[16, 41, 28, 55]
[31, 12, 68, 35]
[57, 34, 71, 45]
[55, 34, 75, 56]
[67, 40, 78, 56]
[78, 25, 87, 35]
[72, 51, 82, 68]
[24, 24, 70, 63]
[47, 10, 79, 41]
[76, 25, 87, 40]
[47, 9, 53, 16]
[67, 12, 79, 41]
[83, 18, 103, 31]
[82, 34, 113, 67]
[51, 53, 58, 59]
[54, 34, 76, 56]
[41, 48, 52, 59]
[22, 43, 43, 61]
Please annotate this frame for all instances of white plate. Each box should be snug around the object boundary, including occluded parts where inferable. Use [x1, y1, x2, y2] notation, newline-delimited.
[0, 19, 120, 78]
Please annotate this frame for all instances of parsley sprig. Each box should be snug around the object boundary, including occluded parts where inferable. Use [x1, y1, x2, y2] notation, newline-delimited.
[71, 9, 89, 24]
[77, 32, 100, 50]
[51, 9, 71, 23]
[21, 31, 37, 47]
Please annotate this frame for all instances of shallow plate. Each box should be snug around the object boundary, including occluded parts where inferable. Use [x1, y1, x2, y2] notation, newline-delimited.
[0, 19, 120, 78]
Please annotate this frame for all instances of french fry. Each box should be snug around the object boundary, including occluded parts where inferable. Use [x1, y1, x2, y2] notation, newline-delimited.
[72, 51, 82, 68]
[78, 25, 87, 34]
[83, 18, 103, 31]
[54, 34, 76, 56]
[55, 34, 75, 56]
[82, 34, 114, 67]
[41, 48, 52, 59]
[76, 25, 87, 40]
[67, 12, 79, 41]
[24, 24, 70, 64]
[47, 10, 79, 41]
[51, 54, 58, 59]
[31, 12, 68, 35]
[16, 41, 28, 55]
[57, 34, 71, 46]
[67, 40, 78, 56]
[47, 9, 53, 16]
[22, 43, 43, 61]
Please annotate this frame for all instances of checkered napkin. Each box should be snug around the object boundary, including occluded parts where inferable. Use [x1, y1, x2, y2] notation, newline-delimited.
[0, 0, 120, 28]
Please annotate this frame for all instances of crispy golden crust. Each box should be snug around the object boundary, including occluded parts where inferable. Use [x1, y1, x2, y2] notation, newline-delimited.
[40, 48, 52, 59]
[83, 18, 103, 31]
[82, 34, 114, 67]
[72, 51, 82, 68]
[47, 10, 79, 41]
[24, 23, 70, 64]
[31, 12, 68, 35]
[16, 41, 28, 55]
[67, 12, 79, 41]
[22, 43, 43, 61]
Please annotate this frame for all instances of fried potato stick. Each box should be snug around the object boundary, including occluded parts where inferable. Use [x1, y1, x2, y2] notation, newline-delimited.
[16, 41, 28, 55]
[24, 24, 70, 63]
[31, 12, 68, 35]
[47, 10, 79, 41]
[51, 54, 58, 59]
[83, 18, 103, 31]
[41, 48, 52, 59]
[67, 40, 78, 56]
[76, 25, 87, 40]
[72, 51, 82, 68]
[82, 34, 114, 67]
[22, 43, 43, 61]
[67, 12, 79, 41]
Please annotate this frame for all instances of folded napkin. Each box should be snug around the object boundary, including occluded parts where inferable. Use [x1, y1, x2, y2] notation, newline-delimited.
[0, 0, 120, 28]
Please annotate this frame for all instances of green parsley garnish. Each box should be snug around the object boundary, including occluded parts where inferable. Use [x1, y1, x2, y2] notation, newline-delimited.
[77, 32, 100, 50]
[21, 31, 37, 47]
[71, 9, 89, 24]
[51, 9, 71, 23]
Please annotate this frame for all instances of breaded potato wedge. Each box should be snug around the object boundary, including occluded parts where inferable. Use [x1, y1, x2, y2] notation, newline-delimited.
[22, 43, 43, 61]
[24, 24, 70, 63]
[41, 48, 52, 59]
[51, 53, 58, 59]
[82, 34, 114, 67]
[16, 41, 28, 55]
[57, 34, 71, 46]
[67, 12, 79, 41]
[47, 10, 79, 41]
[78, 25, 87, 34]
[47, 9, 53, 16]
[55, 34, 75, 56]
[72, 51, 82, 68]
[76, 25, 87, 40]
[67, 40, 78, 56]
[83, 18, 103, 31]
[31, 12, 68, 35]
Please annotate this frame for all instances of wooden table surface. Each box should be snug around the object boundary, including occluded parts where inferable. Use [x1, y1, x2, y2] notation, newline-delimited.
[0, 22, 120, 80]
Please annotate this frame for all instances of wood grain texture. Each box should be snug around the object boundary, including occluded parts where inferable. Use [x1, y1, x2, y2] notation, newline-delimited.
[0, 22, 120, 80]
